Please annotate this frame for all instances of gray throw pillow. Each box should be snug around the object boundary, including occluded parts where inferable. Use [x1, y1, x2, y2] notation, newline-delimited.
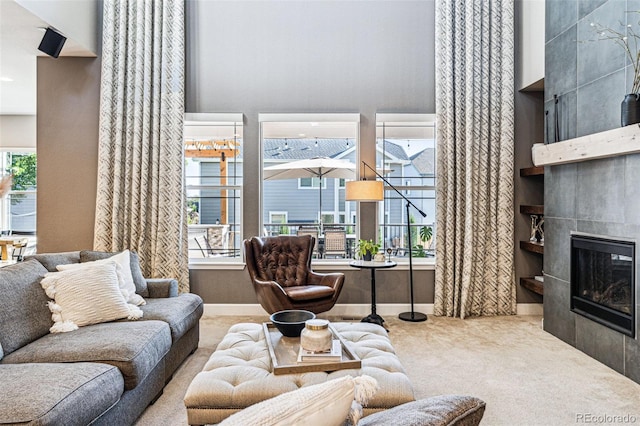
[0, 260, 51, 355]
[26, 251, 81, 272]
[357, 395, 486, 426]
[79, 250, 149, 297]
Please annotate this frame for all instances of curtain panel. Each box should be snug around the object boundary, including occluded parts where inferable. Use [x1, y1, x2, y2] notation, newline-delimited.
[95, 0, 189, 292]
[434, 0, 516, 318]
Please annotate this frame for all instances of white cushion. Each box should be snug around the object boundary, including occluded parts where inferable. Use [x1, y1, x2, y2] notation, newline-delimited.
[219, 375, 378, 426]
[41, 262, 143, 333]
[57, 250, 145, 306]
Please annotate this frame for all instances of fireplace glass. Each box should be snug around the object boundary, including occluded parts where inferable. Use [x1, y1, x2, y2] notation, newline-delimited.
[571, 235, 635, 337]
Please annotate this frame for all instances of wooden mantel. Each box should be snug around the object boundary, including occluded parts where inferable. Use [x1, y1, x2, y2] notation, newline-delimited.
[532, 124, 640, 167]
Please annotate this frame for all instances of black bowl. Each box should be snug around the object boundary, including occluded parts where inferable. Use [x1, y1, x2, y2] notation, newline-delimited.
[270, 310, 316, 337]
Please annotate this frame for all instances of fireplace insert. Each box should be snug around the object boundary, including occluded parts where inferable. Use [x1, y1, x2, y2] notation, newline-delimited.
[570, 234, 635, 337]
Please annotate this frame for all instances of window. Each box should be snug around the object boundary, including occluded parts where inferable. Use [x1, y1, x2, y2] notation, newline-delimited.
[184, 114, 243, 262]
[376, 114, 436, 260]
[299, 177, 326, 189]
[260, 114, 359, 256]
[0, 150, 37, 257]
[268, 212, 289, 236]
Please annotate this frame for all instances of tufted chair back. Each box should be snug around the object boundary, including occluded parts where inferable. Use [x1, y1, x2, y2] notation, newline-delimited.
[244, 235, 344, 314]
[246, 235, 313, 287]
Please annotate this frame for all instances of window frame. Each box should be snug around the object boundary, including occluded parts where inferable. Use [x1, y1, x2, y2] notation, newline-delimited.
[185, 113, 244, 266]
[375, 113, 436, 265]
[259, 113, 360, 264]
[0, 149, 37, 236]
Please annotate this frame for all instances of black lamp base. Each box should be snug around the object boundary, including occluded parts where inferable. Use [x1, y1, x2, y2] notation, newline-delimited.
[398, 311, 427, 322]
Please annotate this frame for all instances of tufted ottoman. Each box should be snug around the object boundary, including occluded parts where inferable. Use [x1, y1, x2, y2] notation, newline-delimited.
[184, 322, 415, 425]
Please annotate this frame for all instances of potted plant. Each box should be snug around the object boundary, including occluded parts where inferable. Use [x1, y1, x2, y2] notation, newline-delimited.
[356, 239, 380, 261]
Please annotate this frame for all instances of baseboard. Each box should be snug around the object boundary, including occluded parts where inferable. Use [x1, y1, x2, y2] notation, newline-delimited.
[203, 303, 543, 318]
[516, 303, 544, 316]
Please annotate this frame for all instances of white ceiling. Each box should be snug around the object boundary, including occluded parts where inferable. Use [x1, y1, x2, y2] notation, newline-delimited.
[0, 0, 93, 115]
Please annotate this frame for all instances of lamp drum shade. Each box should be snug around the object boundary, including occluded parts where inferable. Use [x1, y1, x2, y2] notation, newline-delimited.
[345, 180, 383, 201]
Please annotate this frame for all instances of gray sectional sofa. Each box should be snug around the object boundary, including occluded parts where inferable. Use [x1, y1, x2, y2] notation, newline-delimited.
[0, 251, 203, 425]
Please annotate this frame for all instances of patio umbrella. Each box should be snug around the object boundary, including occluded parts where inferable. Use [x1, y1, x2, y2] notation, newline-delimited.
[263, 157, 356, 226]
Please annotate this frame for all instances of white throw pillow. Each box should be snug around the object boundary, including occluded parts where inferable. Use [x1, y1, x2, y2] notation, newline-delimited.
[219, 375, 378, 426]
[41, 262, 143, 333]
[57, 250, 145, 306]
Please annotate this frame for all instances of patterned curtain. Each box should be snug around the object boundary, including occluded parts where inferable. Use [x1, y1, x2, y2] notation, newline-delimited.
[434, 0, 516, 318]
[95, 0, 189, 292]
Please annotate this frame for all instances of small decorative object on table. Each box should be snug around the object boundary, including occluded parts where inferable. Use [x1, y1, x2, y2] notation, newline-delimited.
[300, 319, 332, 353]
[269, 309, 315, 337]
[356, 239, 380, 261]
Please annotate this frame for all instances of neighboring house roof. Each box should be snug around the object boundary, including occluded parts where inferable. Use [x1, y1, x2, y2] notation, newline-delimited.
[379, 140, 409, 161]
[410, 147, 435, 176]
[264, 138, 354, 160]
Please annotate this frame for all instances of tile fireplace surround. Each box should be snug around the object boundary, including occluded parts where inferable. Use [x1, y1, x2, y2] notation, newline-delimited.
[532, 125, 640, 384]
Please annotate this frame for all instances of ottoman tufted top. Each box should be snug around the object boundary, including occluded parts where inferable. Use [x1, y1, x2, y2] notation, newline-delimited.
[184, 322, 415, 425]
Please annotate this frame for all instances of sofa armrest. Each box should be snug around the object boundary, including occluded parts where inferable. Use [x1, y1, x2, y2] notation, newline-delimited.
[357, 395, 486, 426]
[145, 278, 179, 298]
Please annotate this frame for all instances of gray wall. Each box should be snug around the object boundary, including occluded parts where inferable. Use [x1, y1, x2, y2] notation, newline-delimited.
[186, 0, 438, 305]
[37, 57, 100, 253]
[543, 0, 640, 384]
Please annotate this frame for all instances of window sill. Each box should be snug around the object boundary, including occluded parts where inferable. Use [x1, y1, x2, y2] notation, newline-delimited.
[188, 260, 246, 270]
[188, 258, 436, 271]
[313, 258, 436, 271]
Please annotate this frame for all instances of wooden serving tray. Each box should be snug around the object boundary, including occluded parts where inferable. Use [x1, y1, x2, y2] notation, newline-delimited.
[262, 322, 361, 375]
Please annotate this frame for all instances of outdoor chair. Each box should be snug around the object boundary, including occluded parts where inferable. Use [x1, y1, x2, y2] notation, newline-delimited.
[195, 235, 216, 257]
[11, 238, 29, 261]
[243, 235, 344, 314]
[296, 226, 319, 258]
[207, 225, 230, 255]
[323, 228, 347, 258]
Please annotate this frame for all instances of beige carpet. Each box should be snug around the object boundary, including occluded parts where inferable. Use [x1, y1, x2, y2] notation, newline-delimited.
[136, 315, 640, 425]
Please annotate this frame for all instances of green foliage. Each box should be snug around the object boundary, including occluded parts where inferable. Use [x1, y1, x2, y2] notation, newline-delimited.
[187, 199, 199, 225]
[279, 217, 289, 235]
[419, 225, 433, 242]
[412, 245, 426, 257]
[11, 153, 36, 190]
[356, 239, 380, 258]
[8, 153, 36, 206]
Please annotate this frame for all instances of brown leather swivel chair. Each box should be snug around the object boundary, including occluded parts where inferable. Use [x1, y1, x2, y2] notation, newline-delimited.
[244, 235, 345, 314]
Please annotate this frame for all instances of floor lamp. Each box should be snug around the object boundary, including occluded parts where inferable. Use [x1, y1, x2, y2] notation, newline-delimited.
[345, 161, 427, 322]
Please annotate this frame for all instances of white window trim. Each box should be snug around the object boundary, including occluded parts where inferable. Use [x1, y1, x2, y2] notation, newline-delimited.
[185, 113, 243, 263]
[375, 113, 436, 265]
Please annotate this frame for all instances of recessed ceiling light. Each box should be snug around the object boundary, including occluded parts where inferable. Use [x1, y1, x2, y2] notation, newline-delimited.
[0, 77, 14, 82]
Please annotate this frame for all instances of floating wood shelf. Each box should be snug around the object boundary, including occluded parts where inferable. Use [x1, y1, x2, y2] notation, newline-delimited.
[520, 241, 544, 254]
[520, 166, 544, 177]
[519, 205, 544, 215]
[520, 277, 544, 295]
[532, 124, 640, 166]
